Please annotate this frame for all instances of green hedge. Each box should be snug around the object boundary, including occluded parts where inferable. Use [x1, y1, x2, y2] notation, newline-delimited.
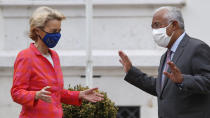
[62, 85, 118, 118]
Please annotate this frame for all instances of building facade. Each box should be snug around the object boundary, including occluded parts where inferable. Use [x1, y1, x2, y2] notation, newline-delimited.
[0, 0, 209, 117]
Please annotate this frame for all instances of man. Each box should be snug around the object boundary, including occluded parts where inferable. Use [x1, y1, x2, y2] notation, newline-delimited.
[119, 6, 210, 118]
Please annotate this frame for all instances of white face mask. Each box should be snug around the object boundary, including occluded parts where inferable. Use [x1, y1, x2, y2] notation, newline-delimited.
[152, 23, 173, 48]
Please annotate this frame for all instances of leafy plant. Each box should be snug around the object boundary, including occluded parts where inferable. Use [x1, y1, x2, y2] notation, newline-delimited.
[62, 85, 118, 118]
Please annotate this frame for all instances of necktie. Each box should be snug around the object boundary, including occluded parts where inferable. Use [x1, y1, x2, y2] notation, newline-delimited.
[161, 50, 172, 89]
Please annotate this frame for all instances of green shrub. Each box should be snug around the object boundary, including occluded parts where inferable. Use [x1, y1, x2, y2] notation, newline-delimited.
[62, 85, 118, 118]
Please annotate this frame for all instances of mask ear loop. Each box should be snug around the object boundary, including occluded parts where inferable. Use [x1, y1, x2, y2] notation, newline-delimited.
[38, 35, 43, 40]
[166, 21, 175, 38]
[37, 28, 48, 40]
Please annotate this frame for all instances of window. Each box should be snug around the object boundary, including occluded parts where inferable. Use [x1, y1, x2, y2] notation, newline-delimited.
[117, 106, 140, 118]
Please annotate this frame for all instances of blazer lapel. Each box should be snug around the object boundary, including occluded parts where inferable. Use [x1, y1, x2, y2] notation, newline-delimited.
[172, 34, 189, 64]
[157, 52, 167, 97]
[160, 34, 189, 97]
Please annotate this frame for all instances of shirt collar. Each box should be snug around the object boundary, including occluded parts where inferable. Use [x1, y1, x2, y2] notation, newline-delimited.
[30, 43, 53, 56]
[170, 32, 186, 53]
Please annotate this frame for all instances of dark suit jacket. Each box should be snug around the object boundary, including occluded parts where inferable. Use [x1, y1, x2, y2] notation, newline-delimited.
[125, 34, 210, 118]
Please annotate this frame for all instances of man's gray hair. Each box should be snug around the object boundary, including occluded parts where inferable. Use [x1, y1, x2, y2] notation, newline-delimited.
[154, 6, 185, 30]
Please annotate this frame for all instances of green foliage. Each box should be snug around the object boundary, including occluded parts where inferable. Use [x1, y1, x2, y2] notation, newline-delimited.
[62, 85, 118, 118]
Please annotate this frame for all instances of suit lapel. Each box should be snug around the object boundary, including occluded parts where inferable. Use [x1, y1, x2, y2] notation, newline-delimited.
[159, 34, 190, 97]
[172, 34, 189, 64]
[157, 52, 167, 96]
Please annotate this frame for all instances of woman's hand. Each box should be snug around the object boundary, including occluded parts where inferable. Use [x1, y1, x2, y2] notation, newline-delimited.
[35, 86, 52, 103]
[79, 88, 104, 103]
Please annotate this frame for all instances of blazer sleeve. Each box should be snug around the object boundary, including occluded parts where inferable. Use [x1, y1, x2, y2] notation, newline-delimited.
[181, 43, 210, 94]
[124, 66, 157, 96]
[11, 52, 38, 107]
[60, 89, 82, 106]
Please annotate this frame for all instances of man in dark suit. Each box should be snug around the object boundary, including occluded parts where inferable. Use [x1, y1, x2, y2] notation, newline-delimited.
[119, 6, 210, 118]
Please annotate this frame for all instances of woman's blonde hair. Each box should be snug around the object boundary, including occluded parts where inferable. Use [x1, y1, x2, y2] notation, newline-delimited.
[29, 6, 66, 41]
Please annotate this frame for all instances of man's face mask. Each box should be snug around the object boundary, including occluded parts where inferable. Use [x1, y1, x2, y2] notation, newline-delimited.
[152, 23, 174, 48]
[39, 29, 61, 48]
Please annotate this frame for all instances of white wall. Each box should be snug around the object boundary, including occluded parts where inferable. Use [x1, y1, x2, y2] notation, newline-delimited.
[182, 0, 210, 45]
[0, 0, 210, 118]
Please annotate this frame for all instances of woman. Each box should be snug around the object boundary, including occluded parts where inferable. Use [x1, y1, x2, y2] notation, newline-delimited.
[11, 6, 103, 118]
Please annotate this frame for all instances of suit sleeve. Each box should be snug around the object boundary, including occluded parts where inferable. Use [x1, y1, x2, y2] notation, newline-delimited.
[60, 89, 82, 106]
[124, 66, 157, 96]
[181, 43, 210, 94]
[11, 53, 38, 107]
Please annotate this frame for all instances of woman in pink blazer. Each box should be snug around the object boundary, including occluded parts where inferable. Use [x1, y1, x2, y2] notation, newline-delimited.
[11, 6, 103, 118]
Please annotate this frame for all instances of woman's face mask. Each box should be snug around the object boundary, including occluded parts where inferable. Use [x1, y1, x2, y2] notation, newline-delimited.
[152, 23, 174, 48]
[39, 30, 61, 48]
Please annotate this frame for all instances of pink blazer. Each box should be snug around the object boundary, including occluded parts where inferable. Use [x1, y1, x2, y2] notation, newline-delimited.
[11, 43, 81, 118]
